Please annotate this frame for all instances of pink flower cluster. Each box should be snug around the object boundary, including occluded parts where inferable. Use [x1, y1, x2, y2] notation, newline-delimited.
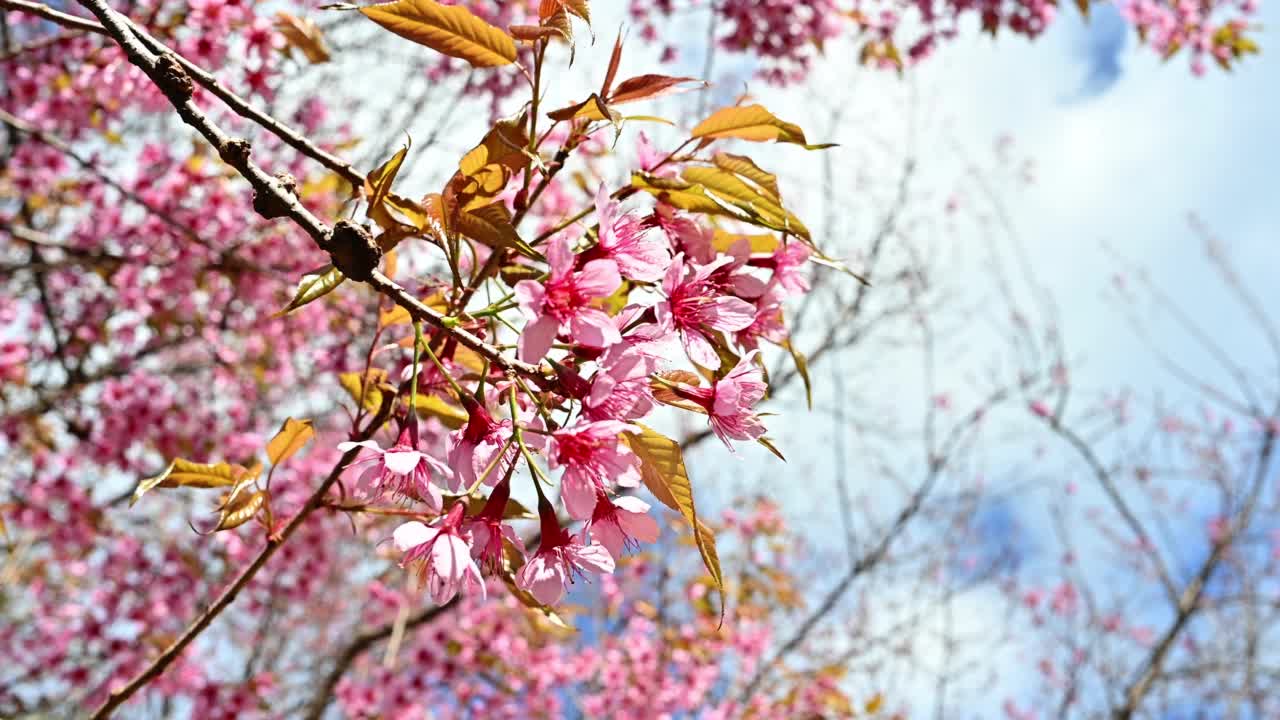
[344, 184, 811, 607]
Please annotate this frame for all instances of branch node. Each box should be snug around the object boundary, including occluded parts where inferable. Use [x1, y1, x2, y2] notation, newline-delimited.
[219, 137, 251, 168]
[152, 53, 193, 102]
[252, 172, 299, 219]
[328, 220, 381, 282]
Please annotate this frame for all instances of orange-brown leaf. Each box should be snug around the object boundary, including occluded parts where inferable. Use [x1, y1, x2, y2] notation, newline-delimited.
[608, 74, 704, 105]
[274, 12, 331, 63]
[359, 0, 517, 67]
[266, 417, 315, 466]
[690, 104, 835, 149]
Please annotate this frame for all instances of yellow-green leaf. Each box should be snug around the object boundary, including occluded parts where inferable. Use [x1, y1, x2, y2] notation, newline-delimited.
[713, 152, 780, 203]
[691, 104, 835, 149]
[416, 393, 468, 429]
[539, 0, 588, 25]
[275, 12, 331, 63]
[359, 0, 517, 67]
[276, 266, 345, 316]
[132, 459, 257, 507]
[711, 230, 779, 254]
[626, 425, 723, 609]
[266, 417, 315, 466]
[457, 202, 541, 260]
[501, 570, 576, 633]
[215, 490, 268, 531]
[339, 369, 390, 414]
[782, 339, 812, 409]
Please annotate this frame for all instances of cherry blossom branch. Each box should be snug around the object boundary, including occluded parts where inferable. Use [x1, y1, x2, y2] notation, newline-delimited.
[1112, 425, 1277, 719]
[0, 109, 205, 246]
[68, 0, 544, 385]
[0, 0, 104, 35]
[89, 416, 390, 719]
[1033, 413, 1181, 605]
[0, 0, 365, 188]
[300, 598, 459, 720]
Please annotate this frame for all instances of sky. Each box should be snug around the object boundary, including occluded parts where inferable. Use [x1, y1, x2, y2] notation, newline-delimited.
[620, 4, 1280, 714]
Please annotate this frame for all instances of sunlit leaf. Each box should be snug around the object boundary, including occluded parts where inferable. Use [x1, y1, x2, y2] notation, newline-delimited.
[711, 230, 779, 254]
[215, 490, 268, 531]
[691, 104, 835, 149]
[782, 339, 812, 409]
[600, 29, 623, 98]
[608, 74, 704, 105]
[546, 93, 616, 123]
[275, 12, 331, 63]
[501, 571, 576, 634]
[713, 152, 780, 203]
[538, 0, 588, 24]
[415, 393, 468, 429]
[457, 202, 541, 259]
[276, 266, 345, 316]
[757, 436, 787, 461]
[266, 417, 315, 466]
[339, 369, 391, 413]
[359, 0, 517, 67]
[132, 459, 259, 506]
[625, 425, 723, 611]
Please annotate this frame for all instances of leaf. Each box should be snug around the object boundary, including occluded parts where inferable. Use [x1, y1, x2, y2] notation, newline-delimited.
[502, 573, 577, 633]
[359, 0, 517, 67]
[690, 104, 835, 149]
[132, 459, 258, 506]
[539, 0, 588, 24]
[276, 266, 345, 316]
[546, 93, 616, 123]
[757, 436, 787, 461]
[415, 393, 468, 429]
[339, 369, 391, 413]
[599, 29, 623, 98]
[275, 12, 331, 63]
[457, 202, 541, 259]
[782, 339, 812, 409]
[450, 116, 530, 212]
[626, 425, 723, 610]
[682, 166, 810, 240]
[266, 417, 315, 466]
[631, 172, 729, 217]
[711, 230, 779, 254]
[509, 24, 562, 42]
[215, 490, 268, 531]
[365, 141, 414, 232]
[608, 74, 704, 105]
[713, 152, 780, 203]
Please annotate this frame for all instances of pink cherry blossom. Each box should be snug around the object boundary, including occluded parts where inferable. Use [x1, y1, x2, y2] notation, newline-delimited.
[582, 344, 658, 421]
[672, 352, 769, 449]
[655, 253, 756, 368]
[393, 504, 485, 605]
[514, 235, 622, 362]
[588, 492, 661, 560]
[446, 395, 515, 491]
[517, 501, 616, 605]
[592, 185, 670, 282]
[462, 477, 525, 573]
[548, 420, 642, 520]
[338, 427, 450, 509]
